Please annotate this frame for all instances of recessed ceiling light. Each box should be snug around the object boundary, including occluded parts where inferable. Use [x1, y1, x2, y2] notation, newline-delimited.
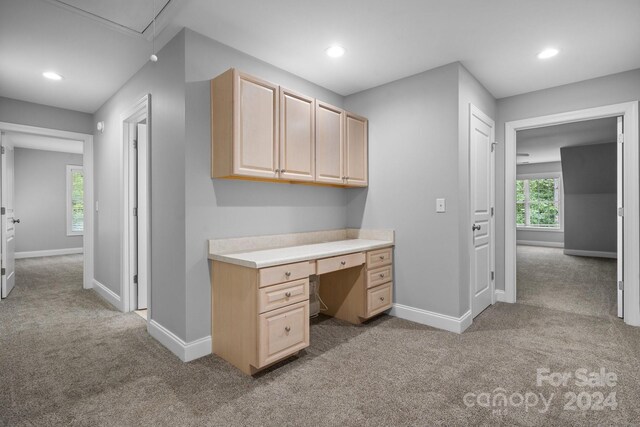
[43, 71, 63, 81]
[325, 45, 346, 58]
[537, 48, 559, 59]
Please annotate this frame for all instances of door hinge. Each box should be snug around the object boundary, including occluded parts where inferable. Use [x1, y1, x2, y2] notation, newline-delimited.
[618, 207, 624, 217]
[133, 207, 138, 217]
[491, 207, 494, 217]
[1, 207, 5, 215]
[1, 146, 5, 155]
[133, 139, 138, 149]
[491, 271, 495, 281]
[133, 274, 138, 284]
[618, 133, 624, 144]
[618, 280, 624, 291]
[1, 268, 5, 276]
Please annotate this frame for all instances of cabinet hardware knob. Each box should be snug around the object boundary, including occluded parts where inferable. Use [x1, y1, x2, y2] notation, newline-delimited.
[285, 291, 291, 298]
[340, 261, 346, 266]
[285, 271, 291, 277]
[281, 169, 286, 173]
[379, 273, 385, 278]
[379, 255, 384, 260]
[284, 326, 291, 332]
[380, 297, 385, 301]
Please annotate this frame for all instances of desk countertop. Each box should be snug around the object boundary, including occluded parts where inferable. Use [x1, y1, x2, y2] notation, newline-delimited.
[209, 238, 394, 269]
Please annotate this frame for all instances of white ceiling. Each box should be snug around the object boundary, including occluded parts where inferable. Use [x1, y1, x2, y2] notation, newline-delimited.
[516, 117, 617, 164]
[5, 131, 83, 154]
[1, 0, 639, 113]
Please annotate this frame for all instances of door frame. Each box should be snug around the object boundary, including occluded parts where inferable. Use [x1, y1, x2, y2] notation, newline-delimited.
[0, 122, 94, 290]
[503, 101, 640, 326]
[469, 104, 496, 317]
[120, 94, 151, 316]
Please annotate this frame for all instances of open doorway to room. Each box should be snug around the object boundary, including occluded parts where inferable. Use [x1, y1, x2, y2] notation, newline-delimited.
[515, 118, 618, 318]
[0, 123, 93, 301]
[503, 102, 640, 326]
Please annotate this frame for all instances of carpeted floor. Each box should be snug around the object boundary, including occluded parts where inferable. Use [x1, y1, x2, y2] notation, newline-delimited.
[2, 254, 640, 426]
[517, 245, 618, 318]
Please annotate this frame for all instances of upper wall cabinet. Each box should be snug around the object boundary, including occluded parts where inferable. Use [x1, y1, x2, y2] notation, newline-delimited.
[280, 88, 315, 182]
[211, 68, 368, 187]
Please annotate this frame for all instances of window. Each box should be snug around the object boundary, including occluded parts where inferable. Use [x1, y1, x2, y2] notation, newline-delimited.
[66, 165, 84, 236]
[516, 174, 563, 230]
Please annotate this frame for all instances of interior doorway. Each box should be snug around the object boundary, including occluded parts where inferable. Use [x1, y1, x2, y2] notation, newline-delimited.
[514, 117, 619, 318]
[0, 123, 93, 298]
[503, 101, 640, 326]
[121, 94, 150, 317]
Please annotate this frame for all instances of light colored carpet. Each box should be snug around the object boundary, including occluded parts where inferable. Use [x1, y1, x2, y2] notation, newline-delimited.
[517, 245, 617, 318]
[2, 255, 640, 426]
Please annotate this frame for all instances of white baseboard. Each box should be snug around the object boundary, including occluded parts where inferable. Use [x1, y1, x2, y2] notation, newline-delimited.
[563, 249, 617, 259]
[92, 279, 121, 310]
[495, 289, 508, 302]
[148, 319, 212, 362]
[390, 304, 472, 333]
[16, 247, 83, 259]
[517, 240, 564, 248]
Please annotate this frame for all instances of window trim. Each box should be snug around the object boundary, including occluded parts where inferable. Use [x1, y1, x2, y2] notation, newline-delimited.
[516, 172, 564, 232]
[66, 164, 84, 236]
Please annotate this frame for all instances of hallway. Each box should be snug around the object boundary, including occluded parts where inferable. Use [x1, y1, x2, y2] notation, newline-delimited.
[2, 256, 640, 425]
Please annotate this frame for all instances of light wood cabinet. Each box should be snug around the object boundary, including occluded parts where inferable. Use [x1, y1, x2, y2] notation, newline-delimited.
[211, 68, 368, 187]
[211, 69, 279, 179]
[279, 88, 315, 181]
[345, 112, 368, 187]
[315, 101, 344, 185]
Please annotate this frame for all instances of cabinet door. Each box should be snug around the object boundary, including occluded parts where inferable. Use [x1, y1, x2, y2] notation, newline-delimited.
[233, 71, 279, 178]
[345, 113, 368, 187]
[315, 101, 344, 184]
[279, 88, 315, 181]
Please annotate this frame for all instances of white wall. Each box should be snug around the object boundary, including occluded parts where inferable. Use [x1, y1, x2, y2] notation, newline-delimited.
[0, 97, 94, 134]
[495, 68, 640, 291]
[14, 148, 84, 253]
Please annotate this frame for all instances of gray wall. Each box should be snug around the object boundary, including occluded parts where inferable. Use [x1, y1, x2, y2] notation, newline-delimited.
[344, 62, 495, 318]
[184, 30, 347, 341]
[93, 30, 187, 337]
[561, 143, 616, 253]
[14, 148, 83, 253]
[495, 68, 640, 291]
[0, 97, 94, 134]
[515, 161, 564, 246]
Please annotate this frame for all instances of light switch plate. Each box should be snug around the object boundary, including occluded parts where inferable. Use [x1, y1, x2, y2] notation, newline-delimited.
[436, 198, 446, 213]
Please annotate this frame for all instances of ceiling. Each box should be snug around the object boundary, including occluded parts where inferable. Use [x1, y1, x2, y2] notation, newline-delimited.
[516, 117, 617, 164]
[1, 0, 639, 113]
[5, 132, 84, 154]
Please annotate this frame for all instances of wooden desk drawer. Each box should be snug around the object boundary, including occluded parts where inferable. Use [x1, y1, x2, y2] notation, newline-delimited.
[316, 252, 365, 275]
[366, 282, 393, 318]
[258, 301, 309, 367]
[367, 265, 393, 289]
[367, 247, 392, 269]
[259, 261, 310, 287]
[259, 278, 309, 313]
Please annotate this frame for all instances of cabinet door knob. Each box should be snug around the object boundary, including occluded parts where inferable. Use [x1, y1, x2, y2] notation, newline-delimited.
[275, 169, 280, 174]
[284, 326, 291, 332]
[281, 169, 286, 173]
[379, 255, 384, 260]
[340, 261, 346, 266]
[285, 271, 291, 277]
[284, 291, 291, 298]
[379, 273, 385, 278]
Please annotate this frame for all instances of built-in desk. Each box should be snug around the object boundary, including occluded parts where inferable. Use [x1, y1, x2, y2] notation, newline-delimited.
[209, 230, 394, 375]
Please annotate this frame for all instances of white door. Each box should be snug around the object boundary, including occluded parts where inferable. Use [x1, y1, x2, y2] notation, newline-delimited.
[617, 116, 624, 318]
[470, 105, 495, 318]
[136, 124, 148, 310]
[1, 135, 16, 298]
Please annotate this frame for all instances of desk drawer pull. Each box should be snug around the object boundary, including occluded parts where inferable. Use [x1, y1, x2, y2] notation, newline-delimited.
[285, 291, 292, 298]
[379, 273, 385, 278]
[380, 296, 385, 301]
[284, 325, 291, 332]
[340, 261, 346, 266]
